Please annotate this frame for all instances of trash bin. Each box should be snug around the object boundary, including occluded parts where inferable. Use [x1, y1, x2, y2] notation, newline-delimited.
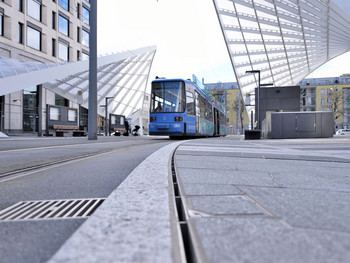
[245, 130, 261, 140]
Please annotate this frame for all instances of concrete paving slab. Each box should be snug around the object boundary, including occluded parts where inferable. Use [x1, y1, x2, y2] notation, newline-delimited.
[185, 195, 264, 216]
[175, 137, 350, 262]
[176, 167, 277, 187]
[239, 186, 350, 232]
[176, 155, 350, 192]
[181, 183, 243, 196]
[191, 217, 350, 263]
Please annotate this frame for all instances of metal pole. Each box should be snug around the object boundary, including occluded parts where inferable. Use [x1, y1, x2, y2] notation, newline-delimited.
[105, 97, 108, 136]
[257, 71, 260, 130]
[251, 111, 254, 130]
[88, 0, 97, 140]
[37, 85, 43, 136]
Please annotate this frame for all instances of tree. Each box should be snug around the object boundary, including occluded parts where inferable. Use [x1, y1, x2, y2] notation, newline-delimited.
[233, 93, 245, 134]
[328, 86, 343, 123]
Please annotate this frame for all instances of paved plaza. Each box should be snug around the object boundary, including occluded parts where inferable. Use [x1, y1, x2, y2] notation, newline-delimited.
[46, 136, 350, 262]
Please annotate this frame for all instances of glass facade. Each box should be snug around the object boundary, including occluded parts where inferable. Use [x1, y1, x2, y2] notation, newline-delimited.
[82, 29, 89, 47]
[28, 0, 41, 21]
[79, 106, 88, 127]
[27, 26, 41, 50]
[55, 94, 68, 106]
[82, 52, 89, 61]
[58, 15, 69, 36]
[82, 6, 89, 25]
[58, 41, 69, 61]
[23, 86, 38, 132]
[59, 0, 69, 11]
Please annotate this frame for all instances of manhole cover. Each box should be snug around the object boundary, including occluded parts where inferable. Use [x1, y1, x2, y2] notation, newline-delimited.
[0, 198, 105, 221]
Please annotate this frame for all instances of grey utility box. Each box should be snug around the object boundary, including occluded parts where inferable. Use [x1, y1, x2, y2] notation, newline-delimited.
[262, 111, 334, 139]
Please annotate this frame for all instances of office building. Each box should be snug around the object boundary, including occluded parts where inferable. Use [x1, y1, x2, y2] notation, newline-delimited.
[299, 74, 350, 130]
[0, 0, 90, 135]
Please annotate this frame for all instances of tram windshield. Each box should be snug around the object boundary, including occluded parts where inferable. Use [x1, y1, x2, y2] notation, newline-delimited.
[151, 81, 186, 113]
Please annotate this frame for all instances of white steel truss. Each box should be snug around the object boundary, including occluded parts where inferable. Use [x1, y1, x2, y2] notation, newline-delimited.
[213, 0, 350, 113]
[0, 46, 156, 118]
[47, 47, 156, 118]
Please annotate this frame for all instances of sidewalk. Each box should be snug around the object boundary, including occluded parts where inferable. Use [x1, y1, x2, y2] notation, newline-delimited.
[50, 136, 350, 263]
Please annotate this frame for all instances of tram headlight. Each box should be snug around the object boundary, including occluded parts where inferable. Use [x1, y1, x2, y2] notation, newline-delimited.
[150, 117, 156, 122]
[174, 117, 183, 122]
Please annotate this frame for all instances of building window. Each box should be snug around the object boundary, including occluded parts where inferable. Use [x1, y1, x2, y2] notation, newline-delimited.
[77, 50, 81, 61]
[28, 0, 41, 21]
[52, 11, 56, 30]
[58, 41, 69, 61]
[23, 86, 38, 132]
[55, 94, 68, 106]
[68, 109, 77, 122]
[0, 11, 3, 36]
[77, 26, 80, 42]
[82, 5, 89, 25]
[49, 106, 61, 121]
[82, 28, 89, 47]
[321, 88, 325, 97]
[18, 23, 24, 44]
[82, 50, 89, 60]
[27, 25, 41, 50]
[52, 38, 56, 57]
[77, 3, 80, 19]
[58, 14, 69, 36]
[19, 0, 24, 12]
[59, 0, 69, 11]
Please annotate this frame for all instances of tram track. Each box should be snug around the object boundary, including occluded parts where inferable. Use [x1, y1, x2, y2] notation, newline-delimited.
[0, 140, 171, 183]
[0, 149, 114, 181]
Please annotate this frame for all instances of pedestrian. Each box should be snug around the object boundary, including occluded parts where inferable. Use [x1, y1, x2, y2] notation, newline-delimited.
[124, 120, 130, 136]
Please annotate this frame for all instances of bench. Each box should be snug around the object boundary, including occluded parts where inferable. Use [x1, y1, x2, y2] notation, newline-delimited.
[113, 127, 126, 136]
[53, 125, 85, 137]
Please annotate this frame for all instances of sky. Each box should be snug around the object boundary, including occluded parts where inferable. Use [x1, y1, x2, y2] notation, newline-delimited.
[97, 0, 350, 85]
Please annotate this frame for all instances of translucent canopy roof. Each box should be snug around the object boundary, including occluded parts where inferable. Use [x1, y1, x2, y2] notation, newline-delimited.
[213, 0, 350, 113]
[0, 46, 156, 117]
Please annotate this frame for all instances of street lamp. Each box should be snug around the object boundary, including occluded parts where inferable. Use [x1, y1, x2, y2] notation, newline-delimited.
[246, 70, 261, 130]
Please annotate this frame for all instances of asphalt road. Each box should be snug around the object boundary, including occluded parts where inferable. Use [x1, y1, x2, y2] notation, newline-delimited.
[0, 135, 173, 263]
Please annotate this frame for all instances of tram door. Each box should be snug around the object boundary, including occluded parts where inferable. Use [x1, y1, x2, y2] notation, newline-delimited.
[214, 108, 219, 136]
[195, 92, 200, 134]
[216, 110, 220, 135]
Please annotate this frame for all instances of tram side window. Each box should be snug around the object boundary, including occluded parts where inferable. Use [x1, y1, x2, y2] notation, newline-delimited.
[206, 103, 213, 121]
[199, 96, 213, 121]
[186, 91, 195, 115]
[219, 111, 225, 126]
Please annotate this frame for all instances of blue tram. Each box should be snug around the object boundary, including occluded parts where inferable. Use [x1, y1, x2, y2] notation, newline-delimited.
[149, 78, 226, 138]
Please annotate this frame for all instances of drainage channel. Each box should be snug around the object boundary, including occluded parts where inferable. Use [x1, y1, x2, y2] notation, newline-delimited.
[171, 151, 201, 263]
[0, 198, 105, 221]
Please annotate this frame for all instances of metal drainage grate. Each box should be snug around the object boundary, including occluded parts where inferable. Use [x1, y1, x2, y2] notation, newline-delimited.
[0, 198, 105, 221]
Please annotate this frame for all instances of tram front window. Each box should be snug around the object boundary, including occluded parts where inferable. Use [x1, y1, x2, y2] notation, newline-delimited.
[151, 81, 185, 113]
